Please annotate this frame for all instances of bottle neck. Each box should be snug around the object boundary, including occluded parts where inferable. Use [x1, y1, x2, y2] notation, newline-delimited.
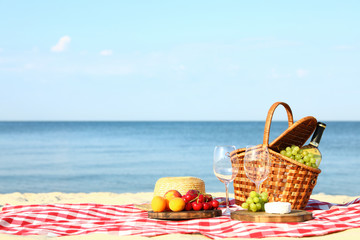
[310, 122, 326, 148]
[309, 141, 319, 148]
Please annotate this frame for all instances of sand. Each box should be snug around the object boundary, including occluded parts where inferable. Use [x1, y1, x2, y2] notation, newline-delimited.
[0, 192, 359, 240]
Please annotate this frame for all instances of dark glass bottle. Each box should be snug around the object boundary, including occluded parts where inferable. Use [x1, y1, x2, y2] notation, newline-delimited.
[301, 122, 326, 168]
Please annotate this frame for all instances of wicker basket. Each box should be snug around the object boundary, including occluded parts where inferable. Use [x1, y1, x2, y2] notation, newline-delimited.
[153, 176, 206, 196]
[230, 102, 321, 210]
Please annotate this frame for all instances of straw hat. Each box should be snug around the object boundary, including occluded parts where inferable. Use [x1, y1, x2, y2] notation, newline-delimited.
[153, 176, 206, 196]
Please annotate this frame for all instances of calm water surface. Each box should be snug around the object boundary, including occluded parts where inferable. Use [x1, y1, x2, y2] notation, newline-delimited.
[0, 121, 359, 196]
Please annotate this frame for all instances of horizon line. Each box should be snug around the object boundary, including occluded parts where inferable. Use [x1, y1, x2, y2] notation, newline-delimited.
[0, 120, 359, 122]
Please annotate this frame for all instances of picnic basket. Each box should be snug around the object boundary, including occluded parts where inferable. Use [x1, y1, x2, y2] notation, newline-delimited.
[230, 102, 321, 210]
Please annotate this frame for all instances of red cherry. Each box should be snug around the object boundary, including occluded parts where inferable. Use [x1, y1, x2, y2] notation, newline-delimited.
[203, 202, 211, 210]
[185, 202, 192, 211]
[211, 200, 220, 209]
[197, 194, 205, 203]
[186, 189, 199, 197]
[182, 195, 189, 203]
[192, 202, 203, 211]
[183, 194, 193, 202]
[205, 194, 213, 202]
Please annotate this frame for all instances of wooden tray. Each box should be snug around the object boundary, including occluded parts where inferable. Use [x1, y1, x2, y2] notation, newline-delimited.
[148, 209, 222, 220]
[231, 210, 312, 223]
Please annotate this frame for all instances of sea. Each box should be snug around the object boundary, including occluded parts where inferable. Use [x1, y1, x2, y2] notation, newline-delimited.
[0, 121, 359, 196]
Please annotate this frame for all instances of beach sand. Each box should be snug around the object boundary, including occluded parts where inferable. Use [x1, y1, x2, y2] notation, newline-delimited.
[0, 192, 359, 240]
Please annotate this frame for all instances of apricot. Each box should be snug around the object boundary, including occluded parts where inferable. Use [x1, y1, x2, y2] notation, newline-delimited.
[151, 196, 166, 212]
[169, 197, 186, 212]
[164, 190, 182, 210]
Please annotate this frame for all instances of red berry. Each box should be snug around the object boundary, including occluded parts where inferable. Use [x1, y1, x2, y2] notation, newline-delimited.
[203, 202, 211, 210]
[186, 189, 199, 197]
[192, 202, 203, 211]
[211, 200, 220, 209]
[182, 195, 189, 203]
[185, 202, 192, 211]
[186, 194, 196, 202]
[197, 194, 204, 203]
[205, 194, 213, 202]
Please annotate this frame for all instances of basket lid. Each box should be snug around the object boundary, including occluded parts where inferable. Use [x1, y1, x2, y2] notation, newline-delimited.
[230, 102, 317, 156]
[263, 102, 317, 151]
[268, 116, 317, 151]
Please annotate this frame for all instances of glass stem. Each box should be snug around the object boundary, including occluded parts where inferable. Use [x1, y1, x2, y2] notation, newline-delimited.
[256, 183, 260, 193]
[225, 182, 230, 212]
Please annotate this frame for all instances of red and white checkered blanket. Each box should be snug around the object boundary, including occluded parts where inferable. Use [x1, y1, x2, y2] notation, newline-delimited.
[0, 197, 359, 239]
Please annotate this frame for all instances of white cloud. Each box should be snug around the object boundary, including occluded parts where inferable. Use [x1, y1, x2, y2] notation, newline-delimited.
[172, 64, 186, 71]
[269, 68, 291, 79]
[24, 63, 35, 70]
[227, 64, 240, 71]
[296, 69, 308, 78]
[51, 36, 71, 52]
[100, 50, 113, 56]
[335, 45, 355, 50]
[270, 68, 279, 79]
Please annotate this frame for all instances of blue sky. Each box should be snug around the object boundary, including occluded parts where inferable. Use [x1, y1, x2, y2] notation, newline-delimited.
[0, 1, 359, 121]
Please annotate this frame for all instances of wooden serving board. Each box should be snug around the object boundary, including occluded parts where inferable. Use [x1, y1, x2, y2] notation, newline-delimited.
[148, 209, 222, 220]
[231, 210, 312, 223]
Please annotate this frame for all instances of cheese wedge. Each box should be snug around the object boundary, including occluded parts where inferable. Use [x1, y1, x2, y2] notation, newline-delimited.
[265, 202, 291, 214]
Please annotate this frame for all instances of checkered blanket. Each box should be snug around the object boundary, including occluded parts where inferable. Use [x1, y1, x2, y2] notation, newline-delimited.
[0, 197, 359, 239]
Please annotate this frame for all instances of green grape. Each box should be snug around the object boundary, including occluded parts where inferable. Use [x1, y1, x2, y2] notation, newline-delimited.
[279, 146, 318, 169]
[246, 197, 254, 204]
[243, 192, 269, 212]
[301, 151, 308, 157]
[250, 203, 257, 212]
[256, 203, 262, 210]
[260, 192, 268, 202]
[249, 191, 258, 198]
[241, 202, 249, 209]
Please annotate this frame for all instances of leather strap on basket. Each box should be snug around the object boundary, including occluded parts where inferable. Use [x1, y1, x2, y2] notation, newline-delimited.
[263, 102, 294, 146]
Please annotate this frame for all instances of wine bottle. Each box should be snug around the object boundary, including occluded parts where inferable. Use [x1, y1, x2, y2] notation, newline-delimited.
[301, 122, 326, 168]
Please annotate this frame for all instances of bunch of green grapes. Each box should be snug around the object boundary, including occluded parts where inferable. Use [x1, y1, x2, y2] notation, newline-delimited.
[241, 191, 268, 212]
[280, 145, 318, 168]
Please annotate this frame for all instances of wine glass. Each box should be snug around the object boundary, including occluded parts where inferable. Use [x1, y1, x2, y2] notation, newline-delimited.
[244, 145, 271, 194]
[213, 145, 239, 215]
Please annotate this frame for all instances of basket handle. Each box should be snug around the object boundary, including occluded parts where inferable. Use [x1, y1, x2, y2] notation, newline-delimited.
[263, 102, 294, 146]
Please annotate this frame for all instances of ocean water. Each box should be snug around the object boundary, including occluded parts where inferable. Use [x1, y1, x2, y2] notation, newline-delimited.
[0, 121, 359, 196]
